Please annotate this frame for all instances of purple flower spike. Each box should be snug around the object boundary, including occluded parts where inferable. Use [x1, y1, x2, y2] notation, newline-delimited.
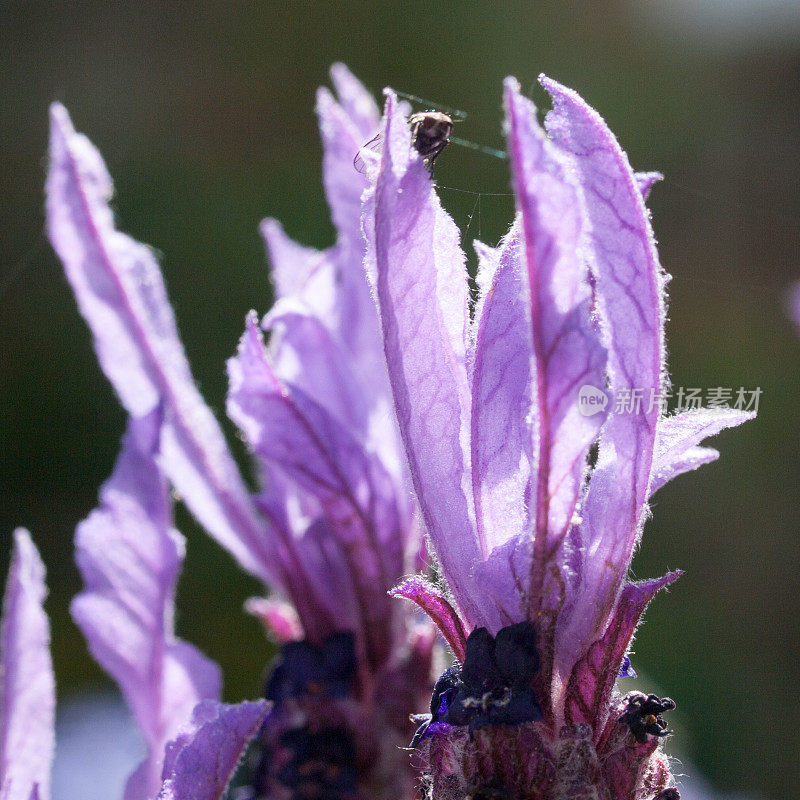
[47, 66, 434, 800]
[44, 62, 751, 800]
[367, 76, 752, 800]
[71, 412, 221, 800]
[0, 530, 55, 800]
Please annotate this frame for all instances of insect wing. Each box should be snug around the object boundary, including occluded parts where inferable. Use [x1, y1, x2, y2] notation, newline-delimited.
[353, 131, 383, 174]
[394, 90, 468, 121]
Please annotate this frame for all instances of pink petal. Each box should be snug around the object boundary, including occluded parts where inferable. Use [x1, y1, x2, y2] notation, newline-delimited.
[71, 413, 221, 800]
[316, 83, 372, 250]
[0, 530, 55, 800]
[635, 171, 663, 200]
[243, 597, 303, 643]
[650, 408, 754, 496]
[470, 223, 533, 557]
[46, 103, 271, 583]
[564, 572, 681, 734]
[317, 69, 404, 434]
[227, 315, 403, 667]
[259, 217, 334, 309]
[264, 299, 370, 436]
[542, 77, 667, 670]
[391, 577, 467, 661]
[370, 90, 483, 627]
[259, 226, 399, 485]
[329, 63, 381, 140]
[157, 700, 269, 800]
[504, 79, 608, 621]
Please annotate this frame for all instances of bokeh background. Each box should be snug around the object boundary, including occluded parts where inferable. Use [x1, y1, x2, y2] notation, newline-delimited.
[2, 2, 798, 798]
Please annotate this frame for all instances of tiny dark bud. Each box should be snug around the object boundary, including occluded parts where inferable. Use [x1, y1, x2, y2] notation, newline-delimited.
[620, 692, 676, 745]
[412, 621, 543, 744]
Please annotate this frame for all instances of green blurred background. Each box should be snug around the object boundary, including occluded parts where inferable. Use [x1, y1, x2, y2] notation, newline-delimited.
[1, 1, 798, 798]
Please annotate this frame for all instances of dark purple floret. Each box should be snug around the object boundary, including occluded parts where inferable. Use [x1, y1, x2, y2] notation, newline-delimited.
[248, 724, 358, 800]
[493, 621, 541, 689]
[276, 726, 358, 800]
[430, 664, 461, 715]
[266, 632, 357, 702]
[413, 622, 542, 742]
[410, 664, 462, 747]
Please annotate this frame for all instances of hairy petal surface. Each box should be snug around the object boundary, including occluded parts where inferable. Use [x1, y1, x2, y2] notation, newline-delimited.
[253, 477, 359, 645]
[329, 62, 381, 141]
[228, 315, 402, 668]
[391, 577, 467, 661]
[46, 103, 271, 583]
[158, 700, 269, 800]
[504, 80, 607, 628]
[259, 225, 402, 483]
[650, 408, 754, 496]
[564, 572, 680, 734]
[264, 299, 370, 436]
[260, 218, 336, 315]
[370, 90, 482, 627]
[0, 530, 55, 800]
[634, 171, 663, 201]
[470, 223, 533, 557]
[316, 68, 389, 395]
[542, 77, 666, 673]
[71, 412, 221, 800]
[317, 77, 374, 250]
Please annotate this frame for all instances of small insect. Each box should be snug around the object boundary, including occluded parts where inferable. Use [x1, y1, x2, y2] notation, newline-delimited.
[353, 91, 505, 175]
[409, 110, 455, 167]
[353, 110, 455, 175]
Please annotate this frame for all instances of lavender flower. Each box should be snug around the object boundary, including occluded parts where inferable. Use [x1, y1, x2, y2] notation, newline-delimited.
[0, 63, 753, 800]
[42, 64, 431, 800]
[363, 78, 753, 799]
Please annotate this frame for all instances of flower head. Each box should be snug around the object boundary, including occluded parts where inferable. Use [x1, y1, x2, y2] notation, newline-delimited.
[365, 77, 753, 799]
[42, 64, 432, 800]
[1, 63, 753, 800]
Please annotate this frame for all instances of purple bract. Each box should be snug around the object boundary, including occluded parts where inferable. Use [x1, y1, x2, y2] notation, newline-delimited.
[363, 76, 752, 799]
